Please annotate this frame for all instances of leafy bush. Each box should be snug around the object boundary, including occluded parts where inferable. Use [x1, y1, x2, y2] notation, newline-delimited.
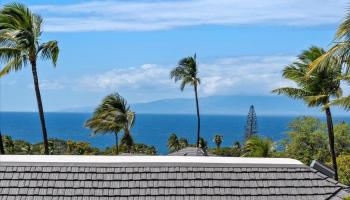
[337, 155, 350, 186]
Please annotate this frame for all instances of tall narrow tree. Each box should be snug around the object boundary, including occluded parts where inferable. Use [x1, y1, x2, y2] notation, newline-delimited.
[244, 105, 258, 142]
[170, 54, 201, 146]
[0, 3, 59, 154]
[272, 46, 342, 180]
[85, 93, 135, 154]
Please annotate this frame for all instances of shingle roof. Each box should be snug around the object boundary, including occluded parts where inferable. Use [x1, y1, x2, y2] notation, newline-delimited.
[0, 155, 349, 200]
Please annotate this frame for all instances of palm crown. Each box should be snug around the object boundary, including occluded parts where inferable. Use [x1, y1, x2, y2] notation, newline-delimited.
[85, 93, 135, 153]
[0, 3, 59, 76]
[273, 46, 342, 108]
[170, 55, 200, 90]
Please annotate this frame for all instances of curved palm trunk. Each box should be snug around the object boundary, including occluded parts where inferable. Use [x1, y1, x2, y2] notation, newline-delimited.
[325, 107, 338, 181]
[0, 131, 5, 154]
[31, 60, 49, 155]
[114, 132, 119, 155]
[194, 84, 201, 147]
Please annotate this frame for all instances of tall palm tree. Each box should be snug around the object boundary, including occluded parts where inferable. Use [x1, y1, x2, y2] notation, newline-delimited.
[85, 93, 135, 154]
[170, 54, 201, 146]
[0, 3, 59, 154]
[272, 46, 342, 180]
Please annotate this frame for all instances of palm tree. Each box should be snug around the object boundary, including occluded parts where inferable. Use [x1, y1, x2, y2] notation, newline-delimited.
[244, 136, 274, 157]
[85, 93, 135, 154]
[167, 133, 180, 152]
[214, 134, 223, 149]
[0, 3, 59, 155]
[272, 46, 342, 180]
[170, 54, 201, 146]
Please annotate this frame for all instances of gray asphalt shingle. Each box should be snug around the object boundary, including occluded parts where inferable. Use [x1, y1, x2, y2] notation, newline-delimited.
[0, 159, 349, 199]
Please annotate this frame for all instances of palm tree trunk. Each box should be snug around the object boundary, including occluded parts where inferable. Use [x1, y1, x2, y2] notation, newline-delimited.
[30, 60, 49, 155]
[325, 107, 338, 180]
[194, 84, 201, 147]
[114, 132, 119, 155]
[0, 131, 5, 154]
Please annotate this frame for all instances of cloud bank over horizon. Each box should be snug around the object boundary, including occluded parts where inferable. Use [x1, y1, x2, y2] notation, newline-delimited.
[38, 55, 296, 103]
[29, 0, 346, 32]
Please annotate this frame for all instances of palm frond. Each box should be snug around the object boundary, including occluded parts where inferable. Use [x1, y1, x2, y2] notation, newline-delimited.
[307, 45, 339, 75]
[0, 55, 25, 77]
[85, 92, 135, 146]
[0, 47, 21, 63]
[332, 96, 350, 111]
[272, 87, 310, 100]
[305, 95, 329, 107]
[38, 41, 59, 66]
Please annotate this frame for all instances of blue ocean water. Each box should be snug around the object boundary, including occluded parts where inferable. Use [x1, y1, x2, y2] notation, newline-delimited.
[0, 112, 349, 154]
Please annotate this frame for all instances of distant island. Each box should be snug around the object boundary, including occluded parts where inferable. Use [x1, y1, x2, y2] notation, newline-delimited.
[55, 95, 348, 116]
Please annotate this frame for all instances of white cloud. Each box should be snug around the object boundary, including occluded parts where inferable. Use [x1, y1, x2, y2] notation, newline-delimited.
[30, 0, 346, 32]
[76, 55, 296, 99]
[78, 64, 173, 92]
[199, 56, 296, 95]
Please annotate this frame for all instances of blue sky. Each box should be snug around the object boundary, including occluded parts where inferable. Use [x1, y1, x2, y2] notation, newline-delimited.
[0, 0, 348, 111]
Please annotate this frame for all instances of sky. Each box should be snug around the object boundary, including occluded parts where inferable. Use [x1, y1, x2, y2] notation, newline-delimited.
[0, 0, 348, 111]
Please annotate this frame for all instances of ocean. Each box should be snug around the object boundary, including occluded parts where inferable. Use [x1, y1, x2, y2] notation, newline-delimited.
[0, 112, 349, 154]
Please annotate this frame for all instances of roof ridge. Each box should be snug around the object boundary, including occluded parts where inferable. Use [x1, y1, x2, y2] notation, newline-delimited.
[0, 155, 304, 165]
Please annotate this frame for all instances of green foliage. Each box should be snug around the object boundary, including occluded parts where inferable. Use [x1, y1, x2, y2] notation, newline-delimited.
[132, 143, 157, 155]
[0, 3, 60, 76]
[199, 137, 208, 150]
[334, 122, 350, 156]
[66, 140, 100, 155]
[281, 117, 350, 165]
[85, 93, 135, 153]
[211, 147, 233, 157]
[244, 136, 274, 157]
[167, 133, 180, 152]
[178, 137, 188, 149]
[282, 117, 329, 164]
[213, 134, 223, 149]
[210, 141, 242, 157]
[272, 46, 342, 109]
[231, 141, 242, 157]
[337, 155, 350, 186]
[0, 136, 156, 155]
[3, 135, 14, 154]
[170, 54, 200, 91]
[13, 140, 32, 154]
